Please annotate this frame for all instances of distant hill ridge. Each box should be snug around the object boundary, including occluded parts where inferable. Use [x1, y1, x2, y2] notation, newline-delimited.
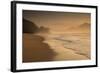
[78, 23, 90, 28]
[68, 23, 90, 33]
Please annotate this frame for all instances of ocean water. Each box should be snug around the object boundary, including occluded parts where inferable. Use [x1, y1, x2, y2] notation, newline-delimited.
[38, 33, 91, 60]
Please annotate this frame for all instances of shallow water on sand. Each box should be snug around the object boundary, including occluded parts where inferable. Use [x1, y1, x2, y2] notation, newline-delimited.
[35, 33, 90, 61]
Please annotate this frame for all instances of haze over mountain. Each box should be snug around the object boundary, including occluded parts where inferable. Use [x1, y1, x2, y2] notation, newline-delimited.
[23, 18, 50, 34]
[67, 23, 90, 33]
[23, 10, 90, 33]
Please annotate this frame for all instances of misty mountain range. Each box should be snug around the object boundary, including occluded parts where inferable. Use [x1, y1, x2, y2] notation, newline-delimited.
[23, 18, 90, 34]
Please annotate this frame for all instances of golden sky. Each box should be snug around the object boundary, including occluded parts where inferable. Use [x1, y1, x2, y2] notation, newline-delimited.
[23, 10, 91, 33]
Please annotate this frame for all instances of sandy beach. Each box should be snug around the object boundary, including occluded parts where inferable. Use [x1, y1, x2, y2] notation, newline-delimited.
[23, 32, 90, 62]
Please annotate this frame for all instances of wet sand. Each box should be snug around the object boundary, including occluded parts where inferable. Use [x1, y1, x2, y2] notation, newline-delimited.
[23, 33, 90, 63]
[23, 34, 56, 62]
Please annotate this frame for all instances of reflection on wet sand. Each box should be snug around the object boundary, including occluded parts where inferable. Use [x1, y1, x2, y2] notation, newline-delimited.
[23, 34, 56, 62]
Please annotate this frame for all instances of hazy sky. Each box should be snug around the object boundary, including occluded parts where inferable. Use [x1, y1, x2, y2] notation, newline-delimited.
[23, 10, 91, 32]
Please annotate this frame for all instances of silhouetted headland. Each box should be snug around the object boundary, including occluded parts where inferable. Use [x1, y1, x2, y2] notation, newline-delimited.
[23, 18, 39, 33]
